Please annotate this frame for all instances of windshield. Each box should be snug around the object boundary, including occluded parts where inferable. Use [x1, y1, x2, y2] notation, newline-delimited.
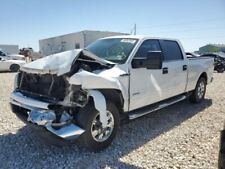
[86, 38, 138, 64]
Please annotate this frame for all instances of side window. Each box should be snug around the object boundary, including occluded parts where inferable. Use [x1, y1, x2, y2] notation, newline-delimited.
[161, 40, 183, 61]
[134, 40, 161, 58]
[0, 51, 6, 56]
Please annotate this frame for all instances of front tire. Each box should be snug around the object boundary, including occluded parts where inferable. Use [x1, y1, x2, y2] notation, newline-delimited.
[76, 101, 120, 151]
[189, 77, 207, 103]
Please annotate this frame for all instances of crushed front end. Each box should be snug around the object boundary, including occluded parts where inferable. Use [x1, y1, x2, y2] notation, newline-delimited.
[10, 71, 87, 141]
[9, 49, 124, 146]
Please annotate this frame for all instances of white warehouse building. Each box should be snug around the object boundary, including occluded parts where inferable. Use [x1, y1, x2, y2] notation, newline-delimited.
[39, 30, 128, 56]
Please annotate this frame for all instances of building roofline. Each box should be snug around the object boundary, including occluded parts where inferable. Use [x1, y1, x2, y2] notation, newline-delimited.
[39, 30, 128, 41]
[101, 35, 180, 41]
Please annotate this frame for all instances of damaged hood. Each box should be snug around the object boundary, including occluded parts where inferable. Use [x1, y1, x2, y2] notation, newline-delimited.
[20, 49, 114, 75]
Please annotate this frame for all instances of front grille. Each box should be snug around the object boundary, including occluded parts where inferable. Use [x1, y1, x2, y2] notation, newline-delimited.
[17, 72, 68, 101]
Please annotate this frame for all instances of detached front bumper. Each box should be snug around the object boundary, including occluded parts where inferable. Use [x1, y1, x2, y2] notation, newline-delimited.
[10, 91, 85, 142]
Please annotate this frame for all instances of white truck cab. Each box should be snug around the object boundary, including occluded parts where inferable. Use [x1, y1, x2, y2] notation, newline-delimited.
[10, 36, 214, 151]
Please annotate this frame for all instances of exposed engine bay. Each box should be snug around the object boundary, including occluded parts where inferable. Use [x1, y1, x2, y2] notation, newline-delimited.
[16, 51, 113, 103]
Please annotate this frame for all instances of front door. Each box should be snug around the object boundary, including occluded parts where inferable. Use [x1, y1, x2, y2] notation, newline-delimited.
[129, 39, 165, 111]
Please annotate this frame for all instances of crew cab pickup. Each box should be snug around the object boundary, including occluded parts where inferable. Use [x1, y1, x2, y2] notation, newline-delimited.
[10, 36, 214, 151]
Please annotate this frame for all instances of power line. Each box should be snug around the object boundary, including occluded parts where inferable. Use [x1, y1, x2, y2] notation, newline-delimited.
[137, 17, 225, 30]
[148, 27, 225, 34]
[123, 17, 225, 35]
[178, 34, 225, 40]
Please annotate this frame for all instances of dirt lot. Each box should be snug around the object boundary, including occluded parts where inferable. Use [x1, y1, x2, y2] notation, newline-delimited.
[0, 72, 224, 169]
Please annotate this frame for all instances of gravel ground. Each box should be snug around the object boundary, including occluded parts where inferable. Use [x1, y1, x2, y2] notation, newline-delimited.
[0, 72, 224, 169]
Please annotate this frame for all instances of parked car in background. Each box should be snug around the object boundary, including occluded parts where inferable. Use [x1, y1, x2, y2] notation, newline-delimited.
[0, 49, 25, 61]
[200, 53, 225, 73]
[0, 56, 26, 72]
[10, 36, 214, 151]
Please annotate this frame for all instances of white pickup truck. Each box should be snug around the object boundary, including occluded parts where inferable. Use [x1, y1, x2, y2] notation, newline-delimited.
[10, 36, 214, 151]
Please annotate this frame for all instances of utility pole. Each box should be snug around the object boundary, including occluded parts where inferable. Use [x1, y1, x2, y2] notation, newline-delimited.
[134, 23, 136, 35]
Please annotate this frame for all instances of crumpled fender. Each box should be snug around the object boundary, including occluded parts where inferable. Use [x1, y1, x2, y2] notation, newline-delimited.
[69, 68, 127, 97]
[88, 90, 108, 127]
[69, 66, 128, 127]
[69, 66, 129, 111]
[69, 70, 122, 89]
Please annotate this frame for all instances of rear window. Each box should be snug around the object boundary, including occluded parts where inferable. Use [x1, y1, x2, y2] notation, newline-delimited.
[161, 40, 183, 61]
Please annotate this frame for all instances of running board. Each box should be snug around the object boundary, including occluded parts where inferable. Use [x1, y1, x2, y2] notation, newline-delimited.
[129, 95, 187, 120]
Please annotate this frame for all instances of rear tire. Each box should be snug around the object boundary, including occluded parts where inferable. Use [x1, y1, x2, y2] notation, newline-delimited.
[189, 77, 206, 103]
[76, 101, 120, 152]
[217, 67, 225, 73]
[10, 64, 20, 72]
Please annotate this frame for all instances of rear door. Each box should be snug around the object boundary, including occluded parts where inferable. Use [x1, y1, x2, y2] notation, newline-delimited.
[159, 40, 188, 99]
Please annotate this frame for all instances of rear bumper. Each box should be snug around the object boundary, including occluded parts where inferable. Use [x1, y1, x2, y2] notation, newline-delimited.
[10, 91, 85, 142]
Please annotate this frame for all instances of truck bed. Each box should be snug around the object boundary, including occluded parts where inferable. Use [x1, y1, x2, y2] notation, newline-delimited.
[186, 57, 214, 92]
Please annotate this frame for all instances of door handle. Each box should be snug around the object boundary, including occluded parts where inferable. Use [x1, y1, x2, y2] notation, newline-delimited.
[162, 67, 168, 74]
[183, 65, 187, 71]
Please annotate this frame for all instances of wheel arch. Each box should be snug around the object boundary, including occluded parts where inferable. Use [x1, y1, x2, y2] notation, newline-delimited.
[10, 64, 20, 72]
[98, 89, 124, 113]
[199, 72, 208, 83]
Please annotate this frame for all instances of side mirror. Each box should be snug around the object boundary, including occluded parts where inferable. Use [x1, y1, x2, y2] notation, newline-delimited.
[146, 51, 163, 69]
[131, 57, 147, 69]
[131, 51, 163, 69]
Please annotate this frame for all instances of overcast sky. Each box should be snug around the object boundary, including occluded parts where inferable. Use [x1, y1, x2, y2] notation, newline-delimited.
[0, 0, 225, 52]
